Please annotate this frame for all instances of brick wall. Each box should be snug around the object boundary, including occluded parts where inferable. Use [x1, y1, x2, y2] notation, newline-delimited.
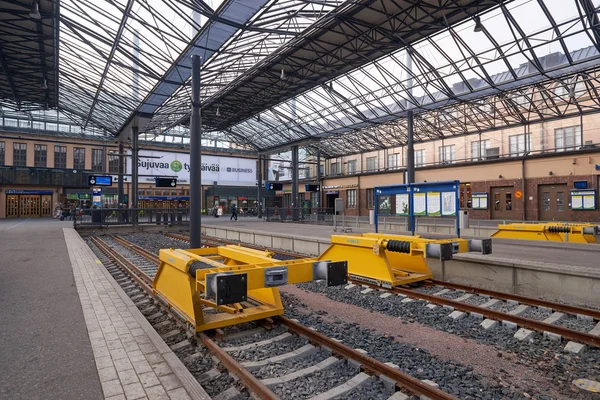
[525, 175, 598, 222]
[469, 176, 599, 221]
[469, 179, 521, 220]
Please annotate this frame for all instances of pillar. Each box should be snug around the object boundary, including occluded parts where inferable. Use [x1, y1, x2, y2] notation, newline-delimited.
[406, 110, 415, 184]
[189, 54, 202, 248]
[131, 126, 139, 222]
[257, 155, 263, 218]
[291, 145, 299, 220]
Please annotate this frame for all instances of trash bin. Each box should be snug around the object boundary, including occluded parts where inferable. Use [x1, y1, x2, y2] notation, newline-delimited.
[459, 210, 469, 229]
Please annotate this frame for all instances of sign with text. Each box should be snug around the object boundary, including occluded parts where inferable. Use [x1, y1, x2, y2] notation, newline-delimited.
[155, 177, 177, 188]
[127, 150, 256, 186]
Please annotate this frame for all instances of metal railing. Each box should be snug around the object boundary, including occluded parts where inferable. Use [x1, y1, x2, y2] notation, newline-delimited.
[264, 207, 335, 224]
[73, 207, 191, 227]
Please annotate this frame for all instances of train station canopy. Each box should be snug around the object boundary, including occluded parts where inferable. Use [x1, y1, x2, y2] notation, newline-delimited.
[0, 0, 600, 157]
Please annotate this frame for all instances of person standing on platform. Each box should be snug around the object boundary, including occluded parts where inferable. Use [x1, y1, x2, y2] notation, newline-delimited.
[230, 204, 238, 221]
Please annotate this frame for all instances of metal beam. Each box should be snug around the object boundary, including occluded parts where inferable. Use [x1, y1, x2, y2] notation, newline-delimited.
[0, 47, 19, 105]
[83, 0, 135, 128]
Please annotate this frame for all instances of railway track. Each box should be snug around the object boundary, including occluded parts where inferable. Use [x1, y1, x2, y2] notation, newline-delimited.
[90, 235, 460, 400]
[162, 232, 600, 350]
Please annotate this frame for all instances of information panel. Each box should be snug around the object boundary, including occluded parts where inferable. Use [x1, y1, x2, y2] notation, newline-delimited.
[427, 192, 441, 216]
[413, 193, 426, 215]
[374, 181, 461, 237]
[395, 193, 409, 215]
[571, 190, 596, 210]
[441, 192, 457, 216]
[471, 192, 489, 210]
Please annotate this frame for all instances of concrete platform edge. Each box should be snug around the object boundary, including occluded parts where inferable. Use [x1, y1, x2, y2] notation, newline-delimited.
[65, 228, 210, 400]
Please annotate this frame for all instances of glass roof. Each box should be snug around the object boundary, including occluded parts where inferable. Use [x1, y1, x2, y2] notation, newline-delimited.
[3, 0, 600, 158]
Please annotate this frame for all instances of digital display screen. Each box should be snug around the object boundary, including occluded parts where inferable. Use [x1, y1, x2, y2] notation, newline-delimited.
[89, 175, 113, 186]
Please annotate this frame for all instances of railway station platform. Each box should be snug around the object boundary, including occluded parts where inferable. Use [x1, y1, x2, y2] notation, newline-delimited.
[0, 219, 208, 400]
[198, 217, 600, 269]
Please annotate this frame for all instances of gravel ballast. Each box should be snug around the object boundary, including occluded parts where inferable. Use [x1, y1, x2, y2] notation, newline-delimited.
[252, 351, 330, 379]
[288, 283, 600, 400]
[228, 335, 309, 362]
[271, 363, 357, 399]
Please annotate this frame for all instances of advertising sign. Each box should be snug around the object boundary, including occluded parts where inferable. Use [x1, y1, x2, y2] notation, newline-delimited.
[127, 151, 256, 186]
[267, 160, 308, 181]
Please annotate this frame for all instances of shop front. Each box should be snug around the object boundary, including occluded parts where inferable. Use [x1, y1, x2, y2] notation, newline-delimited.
[5, 189, 54, 218]
[205, 186, 273, 215]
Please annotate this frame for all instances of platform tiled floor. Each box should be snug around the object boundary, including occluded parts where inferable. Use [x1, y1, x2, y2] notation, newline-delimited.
[64, 228, 209, 400]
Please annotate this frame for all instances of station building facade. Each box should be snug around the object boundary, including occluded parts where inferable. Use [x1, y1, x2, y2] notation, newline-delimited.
[279, 113, 600, 222]
[0, 132, 262, 218]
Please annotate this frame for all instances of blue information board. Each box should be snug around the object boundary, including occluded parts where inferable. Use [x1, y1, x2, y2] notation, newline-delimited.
[374, 180, 461, 237]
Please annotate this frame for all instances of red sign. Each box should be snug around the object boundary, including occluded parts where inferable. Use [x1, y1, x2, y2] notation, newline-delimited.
[515, 190, 523, 199]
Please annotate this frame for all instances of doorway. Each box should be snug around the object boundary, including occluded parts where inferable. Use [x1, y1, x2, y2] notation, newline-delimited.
[491, 186, 515, 220]
[6, 195, 19, 217]
[41, 195, 52, 217]
[326, 193, 339, 209]
[538, 184, 567, 221]
[19, 195, 41, 217]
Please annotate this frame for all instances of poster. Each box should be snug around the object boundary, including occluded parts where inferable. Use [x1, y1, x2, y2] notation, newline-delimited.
[127, 150, 257, 186]
[479, 196, 488, 209]
[471, 193, 488, 210]
[379, 196, 392, 214]
[413, 193, 426, 215]
[395, 193, 409, 215]
[441, 192, 456, 216]
[571, 190, 596, 210]
[427, 192, 441, 216]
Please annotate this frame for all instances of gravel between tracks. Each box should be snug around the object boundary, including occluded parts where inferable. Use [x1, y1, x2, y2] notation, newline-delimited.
[488, 300, 519, 313]
[252, 351, 330, 379]
[229, 335, 309, 362]
[554, 315, 597, 333]
[462, 295, 491, 306]
[521, 307, 553, 321]
[287, 283, 600, 400]
[118, 232, 187, 254]
[224, 325, 288, 347]
[271, 363, 357, 399]
[344, 379, 398, 400]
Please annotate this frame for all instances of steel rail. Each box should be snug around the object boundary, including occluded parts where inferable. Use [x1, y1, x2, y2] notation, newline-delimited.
[428, 279, 600, 320]
[199, 333, 279, 400]
[114, 234, 462, 399]
[386, 285, 600, 348]
[280, 317, 459, 400]
[112, 236, 161, 265]
[92, 236, 280, 400]
[91, 237, 153, 287]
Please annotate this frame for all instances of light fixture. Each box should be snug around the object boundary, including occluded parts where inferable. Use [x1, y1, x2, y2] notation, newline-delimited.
[498, 174, 503, 179]
[29, 1, 41, 19]
[549, 171, 553, 175]
[41, 78, 48, 89]
[280, 67, 286, 80]
[216, 107, 221, 117]
[473, 15, 483, 32]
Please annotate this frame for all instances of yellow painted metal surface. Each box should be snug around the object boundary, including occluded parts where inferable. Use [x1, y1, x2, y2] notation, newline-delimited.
[363, 232, 471, 253]
[318, 234, 432, 289]
[491, 223, 598, 243]
[153, 245, 321, 332]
